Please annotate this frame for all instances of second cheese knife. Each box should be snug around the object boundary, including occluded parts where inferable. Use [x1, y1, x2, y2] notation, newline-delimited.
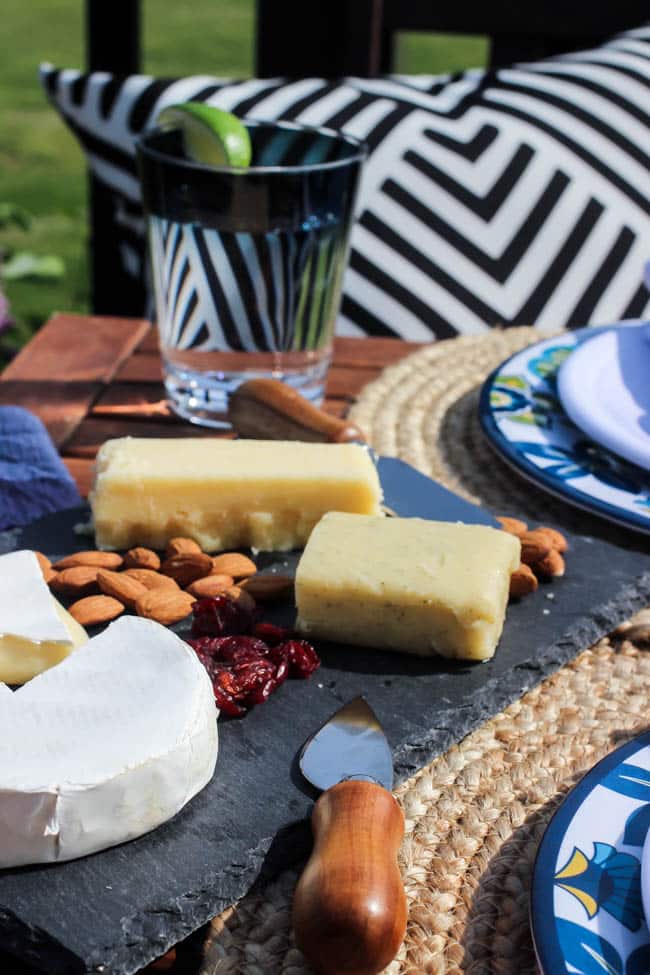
[293, 696, 407, 975]
[228, 378, 499, 527]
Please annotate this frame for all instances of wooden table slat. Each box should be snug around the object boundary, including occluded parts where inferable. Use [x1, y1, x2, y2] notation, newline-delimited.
[0, 314, 151, 447]
[1, 313, 150, 382]
[135, 327, 159, 354]
[114, 353, 163, 383]
[63, 457, 96, 499]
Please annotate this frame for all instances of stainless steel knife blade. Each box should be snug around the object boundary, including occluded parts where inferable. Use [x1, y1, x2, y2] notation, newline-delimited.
[299, 696, 394, 792]
[375, 454, 498, 527]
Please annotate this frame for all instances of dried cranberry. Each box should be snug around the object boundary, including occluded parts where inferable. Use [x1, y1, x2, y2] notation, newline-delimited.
[213, 636, 270, 663]
[212, 671, 246, 717]
[252, 622, 292, 646]
[191, 594, 254, 637]
[277, 640, 320, 678]
[232, 658, 276, 698]
[187, 636, 230, 658]
[192, 645, 219, 678]
[187, 617, 319, 717]
[268, 644, 290, 684]
[245, 676, 278, 705]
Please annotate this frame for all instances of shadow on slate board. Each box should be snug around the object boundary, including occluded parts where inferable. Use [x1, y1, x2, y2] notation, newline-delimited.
[0, 503, 648, 975]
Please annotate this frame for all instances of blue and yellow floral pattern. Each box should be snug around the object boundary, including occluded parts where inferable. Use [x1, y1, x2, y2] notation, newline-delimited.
[555, 843, 643, 932]
[532, 735, 650, 975]
[480, 328, 650, 533]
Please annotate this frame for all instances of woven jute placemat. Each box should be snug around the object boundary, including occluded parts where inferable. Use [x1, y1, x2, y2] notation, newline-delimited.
[201, 328, 650, 975]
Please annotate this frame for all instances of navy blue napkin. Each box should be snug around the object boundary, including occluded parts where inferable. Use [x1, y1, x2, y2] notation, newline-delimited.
[0, 406, 82, 531]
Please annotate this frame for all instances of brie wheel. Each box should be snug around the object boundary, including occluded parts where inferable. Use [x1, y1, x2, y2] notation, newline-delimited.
[0, 617, 218, 867]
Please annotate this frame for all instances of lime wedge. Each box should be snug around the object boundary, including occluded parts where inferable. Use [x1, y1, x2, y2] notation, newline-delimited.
[156, 103, 252, 168]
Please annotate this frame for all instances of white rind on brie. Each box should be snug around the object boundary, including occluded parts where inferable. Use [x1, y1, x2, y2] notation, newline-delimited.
[0, 550, 73, 644]
[0, 549, 88, 683]
[0, 617, 218, 867]
[0, 684, 12, 699]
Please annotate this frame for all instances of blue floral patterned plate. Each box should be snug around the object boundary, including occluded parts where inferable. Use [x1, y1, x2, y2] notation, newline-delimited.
[479, 327, 650, 534]
[531, 730, 650, 975]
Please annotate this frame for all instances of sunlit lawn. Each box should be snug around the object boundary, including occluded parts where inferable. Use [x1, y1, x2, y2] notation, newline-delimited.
[1, 0, 487, 355]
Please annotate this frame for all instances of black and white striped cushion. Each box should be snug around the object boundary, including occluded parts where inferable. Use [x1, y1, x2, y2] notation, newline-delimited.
[40, 26, 650, 340]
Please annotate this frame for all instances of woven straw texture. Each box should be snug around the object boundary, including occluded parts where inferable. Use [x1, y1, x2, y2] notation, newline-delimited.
[201, 329, 650, 975]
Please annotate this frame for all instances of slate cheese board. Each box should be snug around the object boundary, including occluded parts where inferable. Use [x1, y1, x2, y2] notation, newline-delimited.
[0, 503, 649, 975]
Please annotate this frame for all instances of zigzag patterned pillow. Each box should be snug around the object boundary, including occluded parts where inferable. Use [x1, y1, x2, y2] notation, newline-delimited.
[41, 26, 650, 340]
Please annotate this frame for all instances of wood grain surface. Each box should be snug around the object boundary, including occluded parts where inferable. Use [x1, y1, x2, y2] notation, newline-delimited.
[293, 780, 407, 975]
[0, 315, 421, 497]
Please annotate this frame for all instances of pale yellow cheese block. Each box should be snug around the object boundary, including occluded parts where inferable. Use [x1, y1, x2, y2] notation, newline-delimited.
[0, 598, 88, 685]
[90, 438, 383, 552]
[295, 512, 521, 661]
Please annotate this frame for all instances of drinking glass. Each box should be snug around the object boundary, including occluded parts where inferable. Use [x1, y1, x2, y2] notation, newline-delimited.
[136, 121, 366, 427]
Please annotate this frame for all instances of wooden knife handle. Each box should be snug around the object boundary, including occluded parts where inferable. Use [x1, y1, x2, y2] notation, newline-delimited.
[293, 780, 407, 975]
[228, 378, 365, 443]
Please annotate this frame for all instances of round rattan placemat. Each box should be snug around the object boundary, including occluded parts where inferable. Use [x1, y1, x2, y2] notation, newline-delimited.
[201, 329, 650, 975]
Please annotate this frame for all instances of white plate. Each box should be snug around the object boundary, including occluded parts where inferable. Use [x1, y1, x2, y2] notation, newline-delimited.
[558, 323, 650, 472]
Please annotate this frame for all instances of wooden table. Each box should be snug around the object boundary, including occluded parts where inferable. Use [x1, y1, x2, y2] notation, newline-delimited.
[0, 313, 422, 495]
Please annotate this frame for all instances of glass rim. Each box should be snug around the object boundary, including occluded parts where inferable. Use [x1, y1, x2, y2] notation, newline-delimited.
[136, 118, 368, 175]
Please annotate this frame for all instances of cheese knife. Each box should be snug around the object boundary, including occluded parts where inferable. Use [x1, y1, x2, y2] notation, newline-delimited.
[293, 696, 407, 975]
[228, 378, 499, 527]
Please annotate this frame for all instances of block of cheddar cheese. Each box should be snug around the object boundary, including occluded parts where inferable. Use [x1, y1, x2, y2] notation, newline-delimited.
[90, 438, 383, 552]
[295, 512, 520, 661]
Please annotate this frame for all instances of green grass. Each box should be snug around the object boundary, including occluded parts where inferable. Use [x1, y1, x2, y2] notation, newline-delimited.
[1, 3, 486, 356]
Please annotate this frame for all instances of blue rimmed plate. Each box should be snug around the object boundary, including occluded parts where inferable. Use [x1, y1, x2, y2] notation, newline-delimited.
[479, 325, 650, 534]
[531, 731, 650, 975]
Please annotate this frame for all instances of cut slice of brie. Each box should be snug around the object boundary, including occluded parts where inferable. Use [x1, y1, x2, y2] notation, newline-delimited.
[0, 550, 88, 683]
[0, 616, 218, 867]
[0, 683, 12, 700]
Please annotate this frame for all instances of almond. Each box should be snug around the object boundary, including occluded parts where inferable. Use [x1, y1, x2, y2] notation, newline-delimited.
[497, 516, 528, 537]
[160, 552, 213, 587]
[34, 551, 52, 573]
[68, 595, 124, 627]
[43, 567, 58, 585]
[533, 549, 565, 579]
[535, 526, 568, 554]
[211, 553, 257, 579]
[226, 586, 256, 613]
[123, 547, 161, 571]
[618, 623, 650, 644]
[615, 608, 650, 635]
[123, 568, 180, 591]
[50, 565, 100, 598]
[239, 574, 294, 601]
[509, 563, 538, 599]
[187, 574, 234, 598]
[520, 530, 553, 566]
[97, 570, 148, 609]
[53, 550, 124, 571]
[135, 590, 196, 626]
[165, 537, 203, 558]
